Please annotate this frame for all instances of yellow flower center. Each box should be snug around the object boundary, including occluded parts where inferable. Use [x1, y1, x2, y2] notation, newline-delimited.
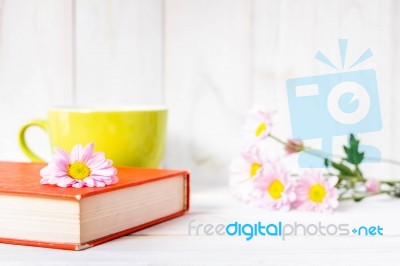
[250, 163, 262, 178]
[268, 179, 285, 199]
[67, 162, 90, 180]
[309, 184, 326, 203]
[255, 123, 267, 136]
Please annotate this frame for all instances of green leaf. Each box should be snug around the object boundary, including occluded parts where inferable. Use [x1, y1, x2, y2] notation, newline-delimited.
[353, 196, 365, 202]
[344, 134, 364, 165]
[391, 188, 400, 198]
[331, 161, 353, 177]
[324, 158, 329, 168]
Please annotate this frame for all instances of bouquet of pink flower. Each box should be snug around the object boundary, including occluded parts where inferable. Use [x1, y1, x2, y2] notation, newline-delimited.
[229, 107, 400, 213]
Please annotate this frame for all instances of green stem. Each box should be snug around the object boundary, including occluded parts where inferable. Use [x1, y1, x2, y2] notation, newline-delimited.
[269, 133, 400, 167]
[269, 134, 334, 162]
[327, 174, 400, 185]
[380, 180, 400, 186]
[339, 190, 390, 201]
[268, 134, 288, 146]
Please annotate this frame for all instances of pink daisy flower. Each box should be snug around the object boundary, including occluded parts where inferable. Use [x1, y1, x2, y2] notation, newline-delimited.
[253, 160, 296, 210]
[294, 170, 339, 213]
[40, 142, 118, 188]
[242, 107, 276, 143]
[229, 145, 268, 202]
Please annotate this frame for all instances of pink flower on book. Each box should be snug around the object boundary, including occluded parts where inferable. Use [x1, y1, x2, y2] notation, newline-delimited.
[40, 142, 118, 188]
[253, 160, 296, 211]
[242, 106, 276, 142]
[294, 170, 339, 213]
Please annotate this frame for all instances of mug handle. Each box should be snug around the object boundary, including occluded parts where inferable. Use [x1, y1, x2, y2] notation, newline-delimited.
[18, 120, 48, 162]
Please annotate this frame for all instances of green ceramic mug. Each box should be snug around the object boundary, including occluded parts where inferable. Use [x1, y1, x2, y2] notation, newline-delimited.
[18, 106, 167, 167]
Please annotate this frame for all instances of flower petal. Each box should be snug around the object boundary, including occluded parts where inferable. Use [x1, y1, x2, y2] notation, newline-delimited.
[81, 142, 95, 163]
[72, 181, 84, 188]
[56, 176, 76, 187]
[54, 147, 71, 164]
[327, 176, 339, 187]
[40, 165, 67, 178]
[53, 157, 68, 172]
[94, 181, 106, 187]
[71, 144, 84, 163]
[91, 167, 117, 177]
[89, 158, 110, 170]
[83, 177, 95, 187]
[111, 175, 118, 184]
[86, 152, 106, 168]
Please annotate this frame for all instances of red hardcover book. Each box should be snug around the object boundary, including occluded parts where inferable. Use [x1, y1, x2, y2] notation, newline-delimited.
[0, 162, 189, 250]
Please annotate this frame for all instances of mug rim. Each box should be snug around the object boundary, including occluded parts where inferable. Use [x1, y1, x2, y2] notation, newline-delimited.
[48, 105, 168, 112]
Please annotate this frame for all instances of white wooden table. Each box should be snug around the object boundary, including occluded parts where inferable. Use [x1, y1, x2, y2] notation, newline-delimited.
[0, 187, 399, 265]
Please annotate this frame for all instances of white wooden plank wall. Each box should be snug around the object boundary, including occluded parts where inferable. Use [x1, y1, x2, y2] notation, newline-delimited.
[75, 0, 163, 105]
[0, 0, 73, 161]
[0, 0, 398, 185]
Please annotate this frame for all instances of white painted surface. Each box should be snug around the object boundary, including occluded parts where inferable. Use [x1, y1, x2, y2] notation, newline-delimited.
[0, 188, 399, 265]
